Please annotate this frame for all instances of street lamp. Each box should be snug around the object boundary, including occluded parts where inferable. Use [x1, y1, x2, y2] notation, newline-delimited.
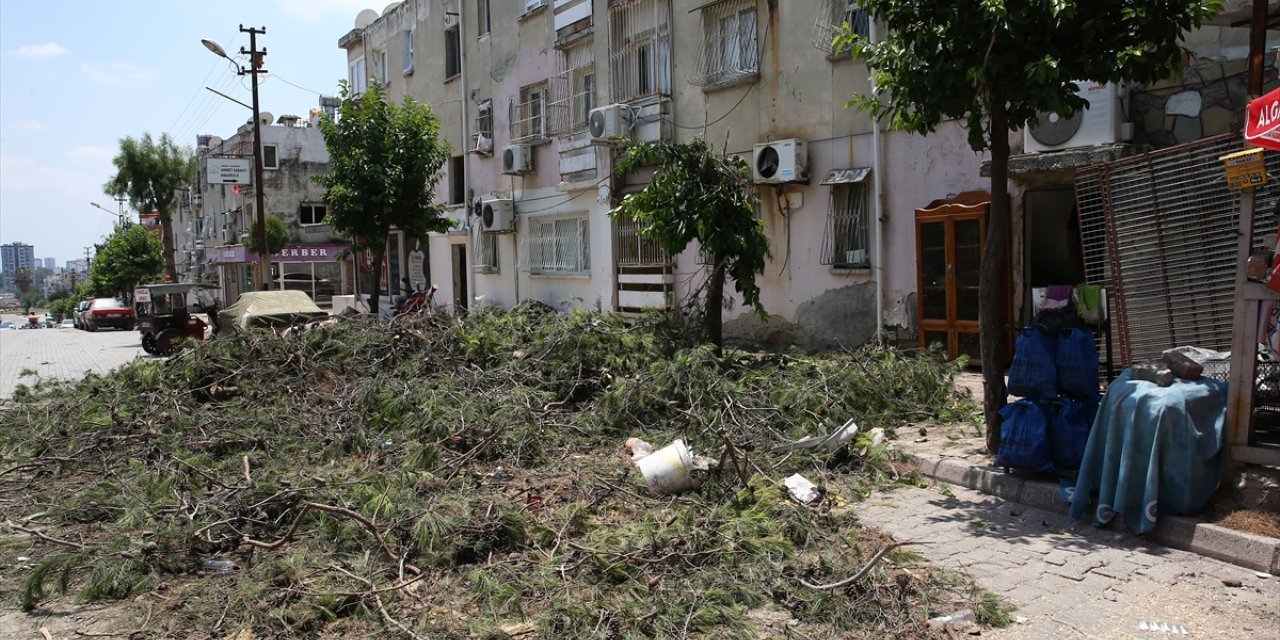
[202, 27, 270, 290]
[89, 201, 125, 227]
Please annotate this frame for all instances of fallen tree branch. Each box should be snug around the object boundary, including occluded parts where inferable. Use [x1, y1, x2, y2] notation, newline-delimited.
[241, 502, 420, 575]
[7, 521, 98, 550]
[797, 541, 925, 591]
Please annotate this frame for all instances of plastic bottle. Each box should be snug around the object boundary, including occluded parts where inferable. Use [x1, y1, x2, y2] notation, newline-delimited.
[926, 609, 975, 629]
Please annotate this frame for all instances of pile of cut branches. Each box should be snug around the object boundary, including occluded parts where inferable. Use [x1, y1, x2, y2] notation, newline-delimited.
[0, 305, 1005, 638]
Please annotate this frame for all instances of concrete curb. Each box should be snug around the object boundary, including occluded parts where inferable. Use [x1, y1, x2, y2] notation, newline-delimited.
[912, 452, 1280, 575]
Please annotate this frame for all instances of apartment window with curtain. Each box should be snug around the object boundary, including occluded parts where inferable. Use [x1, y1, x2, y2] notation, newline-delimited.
[608, 0, 671, 102]
[403, 30, 414, 72]
[690, 0, 758, 88]
[348, 56, 366, 95]
[472, 227, 498, 273]
[527, 215, 590, 275]
[374, 48, 389, 85]
[548, 37, 595, 135]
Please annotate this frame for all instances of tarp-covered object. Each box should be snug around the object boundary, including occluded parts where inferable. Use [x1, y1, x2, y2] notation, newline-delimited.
[219, 290, 328, 333]
[1068, 370, 1226, 535]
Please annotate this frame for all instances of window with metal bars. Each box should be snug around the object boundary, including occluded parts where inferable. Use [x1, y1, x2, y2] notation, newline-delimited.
[472, 225, 498, 273]
[549, 39, 596, 135]
[689, 0, 758, 89]
[511, 83, 547, 142]
[811, 0, 869, 54]
[608, 0, 670, 102]
[821, 183, 870, 267]
[527, 215, 590, 274]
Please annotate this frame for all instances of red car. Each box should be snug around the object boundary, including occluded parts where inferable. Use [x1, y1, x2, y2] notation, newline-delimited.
[84, 297, 135, 332]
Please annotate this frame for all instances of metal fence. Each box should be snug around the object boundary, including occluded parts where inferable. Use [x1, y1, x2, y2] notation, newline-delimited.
[1075, 133, 1280, 365]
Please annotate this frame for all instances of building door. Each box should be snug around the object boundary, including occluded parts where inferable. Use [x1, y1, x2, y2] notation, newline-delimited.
[915, 195, 991, 366]
[451, 244, 468, 312]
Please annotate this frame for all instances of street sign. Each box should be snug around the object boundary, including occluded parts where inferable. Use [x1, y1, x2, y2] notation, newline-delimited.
[1219, 148, 1267, 190]
[134, 287, 151, 303]
[207, 157, 252, 184]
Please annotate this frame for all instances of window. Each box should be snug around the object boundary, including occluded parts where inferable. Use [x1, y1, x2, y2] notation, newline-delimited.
[511, 83, 547, 141]
[812, 0, 870, 54]
[821, 182, 870, 268]
[472, 226, 499, 273]
[449, 156, 465, 205]
[374, 49, 389, 85]
[527, 215, 590, 274]
[261, 144, 279, 170]
[348, 56, 367, 95]
[300, 203, 327, 226]
[549, 38, 595, 135]
[477, 0, 491, 36]
[403, 30, 415, 72]
[472, 99, 494, 154]
[690, 0, 757, 88]
[445, 27, 461, 78]
[608, 0, 671, 102]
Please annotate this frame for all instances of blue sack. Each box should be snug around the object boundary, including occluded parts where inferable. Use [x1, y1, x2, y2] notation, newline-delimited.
[997, 399, 1056, 472]
[1007, 327, 1058, 400]
[1057, 328, 1100, 399]
[1051, 396, 1098, 471]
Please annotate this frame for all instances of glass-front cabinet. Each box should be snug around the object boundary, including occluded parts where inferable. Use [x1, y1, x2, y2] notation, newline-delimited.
[915, 197, 990, 366]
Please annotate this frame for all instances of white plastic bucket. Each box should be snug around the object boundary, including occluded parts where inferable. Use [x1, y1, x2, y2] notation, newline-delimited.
[635, 439, 698, 494]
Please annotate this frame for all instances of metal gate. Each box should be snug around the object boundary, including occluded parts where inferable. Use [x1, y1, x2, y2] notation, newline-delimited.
[1075, 133, 1280, 365]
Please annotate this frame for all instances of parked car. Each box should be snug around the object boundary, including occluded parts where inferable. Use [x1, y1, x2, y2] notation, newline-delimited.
[0, 321, 13, 330]
[84, 297, 135, 332]
[60, 318, 75, 329]
[73, 300, 92, 330]
[275, 273, 335, 302]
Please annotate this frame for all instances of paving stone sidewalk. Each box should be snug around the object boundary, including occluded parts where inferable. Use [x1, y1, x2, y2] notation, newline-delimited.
[854, 480, 1280, 639]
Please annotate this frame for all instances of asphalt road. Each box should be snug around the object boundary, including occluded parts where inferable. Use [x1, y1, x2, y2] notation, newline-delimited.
[0, 312, 146, 399]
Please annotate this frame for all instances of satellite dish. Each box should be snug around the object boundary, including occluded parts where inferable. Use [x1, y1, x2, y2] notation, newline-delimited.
[382, 3, 398, 16]
[355, 9, 378, 29]
[1028, 109, 1084, 148]
[258, 111, 274, 126]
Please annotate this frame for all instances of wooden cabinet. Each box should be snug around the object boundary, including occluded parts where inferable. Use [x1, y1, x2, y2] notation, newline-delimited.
[916, 197, 990, 366]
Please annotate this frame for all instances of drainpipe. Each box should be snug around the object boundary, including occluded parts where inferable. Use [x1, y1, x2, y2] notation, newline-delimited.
[869, 19, 885, 337]
[459, 3, 475, 311]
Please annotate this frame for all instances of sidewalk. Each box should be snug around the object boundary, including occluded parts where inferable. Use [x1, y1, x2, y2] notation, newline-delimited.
[902, 372, 1280, 575]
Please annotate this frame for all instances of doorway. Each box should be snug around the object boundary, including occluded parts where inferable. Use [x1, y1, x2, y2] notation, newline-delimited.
[1023, 188, 1086, 323]
[451, 244, 468, 313]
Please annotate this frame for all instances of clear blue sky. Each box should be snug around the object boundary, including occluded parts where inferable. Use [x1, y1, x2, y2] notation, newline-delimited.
[0, 0, 375, 268]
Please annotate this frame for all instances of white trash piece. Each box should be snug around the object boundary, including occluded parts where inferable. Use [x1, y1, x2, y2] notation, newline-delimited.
[784, 473, 822, 504]
[625, 437, 655, 461]
[771, 419, 859, 453]
[926, 609, 975, 630]
[635, 439, 699, 494]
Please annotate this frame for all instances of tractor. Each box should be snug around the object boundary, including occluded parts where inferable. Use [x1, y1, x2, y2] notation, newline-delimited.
[134, 283, 220, 356]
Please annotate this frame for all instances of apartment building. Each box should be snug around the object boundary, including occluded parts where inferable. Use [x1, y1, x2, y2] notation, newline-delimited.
[337, 0, 1268, 353]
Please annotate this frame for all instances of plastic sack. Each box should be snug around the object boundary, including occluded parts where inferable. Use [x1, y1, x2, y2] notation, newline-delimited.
[1007, 327, 1058, 400]
[1051, 396, 1098, 471]
[1074, 284, 1106, 325]
[997, 399, 1056, 472]
[1057, 328, 1100, 399]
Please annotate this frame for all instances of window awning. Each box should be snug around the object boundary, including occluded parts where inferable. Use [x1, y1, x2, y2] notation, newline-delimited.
[819, 167, 871, 185]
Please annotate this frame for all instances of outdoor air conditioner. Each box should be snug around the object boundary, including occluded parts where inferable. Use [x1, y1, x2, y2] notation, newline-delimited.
[1024, 82, 1123, 153]
[502, 144, 533, 175]
[589, 104, 632, 143]
[752, 139, 810, 184]
[480, 198, 516, 233]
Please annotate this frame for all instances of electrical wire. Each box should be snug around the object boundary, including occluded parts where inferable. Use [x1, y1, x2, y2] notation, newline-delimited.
[663, 17, 771, 132]
[166, 30, 242, 142]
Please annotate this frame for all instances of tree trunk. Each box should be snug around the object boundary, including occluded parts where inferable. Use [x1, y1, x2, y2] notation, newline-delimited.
[368, 248, 385, 315]
[159, 212, 177, 279]
[706, 255, 727, 355]
[980, 94, 1012, 455]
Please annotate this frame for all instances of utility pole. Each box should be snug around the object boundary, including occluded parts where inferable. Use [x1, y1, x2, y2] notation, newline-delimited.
[241, 25, 271, 290]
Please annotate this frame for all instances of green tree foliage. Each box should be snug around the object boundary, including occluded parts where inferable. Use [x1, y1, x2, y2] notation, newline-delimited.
[245, 213, 290, 257]
[89, 224, 164, 301]
[103, 132, 196, 279]
[13, 267, 32, 294]
[838, 0, 1223, 452]
[315, 82, 451, 314]
[19, 290, 43, 315]
[611, 138, 770, 352]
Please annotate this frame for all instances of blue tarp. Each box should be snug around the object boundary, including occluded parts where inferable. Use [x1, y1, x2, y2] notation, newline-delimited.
[1067, 370, 1227, 535]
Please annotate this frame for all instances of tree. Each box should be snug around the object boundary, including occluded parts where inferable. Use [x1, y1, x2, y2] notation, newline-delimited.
[611, 138, 770, 352]
[88, 223, 164, 300]
[246, 213, 290, 258]
[104, 132, 196, 279]
[13, 267, 32, 294]
[315, 82, 451, 315]
[840, 0, 1222, 453]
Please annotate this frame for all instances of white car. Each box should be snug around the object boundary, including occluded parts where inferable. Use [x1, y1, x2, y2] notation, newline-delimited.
[60, 319, 75, 329]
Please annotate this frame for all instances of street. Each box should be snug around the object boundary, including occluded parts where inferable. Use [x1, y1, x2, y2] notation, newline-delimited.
[0, 313, 145, 399]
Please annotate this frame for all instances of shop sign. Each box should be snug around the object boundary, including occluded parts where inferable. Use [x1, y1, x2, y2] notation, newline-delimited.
[1245, 87, 1280, 151]
[1219, 148, 1267, 190]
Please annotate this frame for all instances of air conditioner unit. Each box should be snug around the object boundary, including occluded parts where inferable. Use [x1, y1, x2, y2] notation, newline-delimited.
[1024, 82, 1123, 153]
[589, 104, 632, 143]
[502, 144, 533, 175]
[220, 230, 232, 243]
[752, 139, 809, 184]
[480, 198, 516, 233]
[194, 239, 205, 249]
